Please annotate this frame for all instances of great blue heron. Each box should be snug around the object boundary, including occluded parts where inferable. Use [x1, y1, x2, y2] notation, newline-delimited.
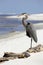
[22, 14, 38, 48]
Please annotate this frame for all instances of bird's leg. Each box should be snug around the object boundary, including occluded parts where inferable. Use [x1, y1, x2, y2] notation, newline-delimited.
[30, 38, 32, 49]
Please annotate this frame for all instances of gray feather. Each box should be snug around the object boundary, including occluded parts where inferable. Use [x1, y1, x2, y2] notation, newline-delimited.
[26, 23, 37, 42]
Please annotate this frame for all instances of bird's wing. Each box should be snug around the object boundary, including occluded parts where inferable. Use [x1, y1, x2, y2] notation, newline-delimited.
[26, 23, 37, 42]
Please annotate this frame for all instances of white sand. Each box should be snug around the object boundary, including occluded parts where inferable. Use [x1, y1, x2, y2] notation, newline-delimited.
[0, 29, 43, 65]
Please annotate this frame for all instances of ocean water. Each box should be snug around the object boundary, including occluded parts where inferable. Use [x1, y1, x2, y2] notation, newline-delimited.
[0, 16, 43, 35]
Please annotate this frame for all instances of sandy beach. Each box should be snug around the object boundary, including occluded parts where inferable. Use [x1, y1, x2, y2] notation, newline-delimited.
[0, 28, 43, 65]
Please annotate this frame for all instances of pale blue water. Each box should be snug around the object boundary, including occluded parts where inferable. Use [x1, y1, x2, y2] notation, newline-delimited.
[0, 15, 43, 35]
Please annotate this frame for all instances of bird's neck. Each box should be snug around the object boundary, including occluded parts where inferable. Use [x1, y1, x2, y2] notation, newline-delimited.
[22, 18, 27, 27]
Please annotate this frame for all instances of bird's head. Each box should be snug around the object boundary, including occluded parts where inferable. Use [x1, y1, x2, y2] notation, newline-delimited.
[18, 13, 29, 20]
[22, 13, 28, 20]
